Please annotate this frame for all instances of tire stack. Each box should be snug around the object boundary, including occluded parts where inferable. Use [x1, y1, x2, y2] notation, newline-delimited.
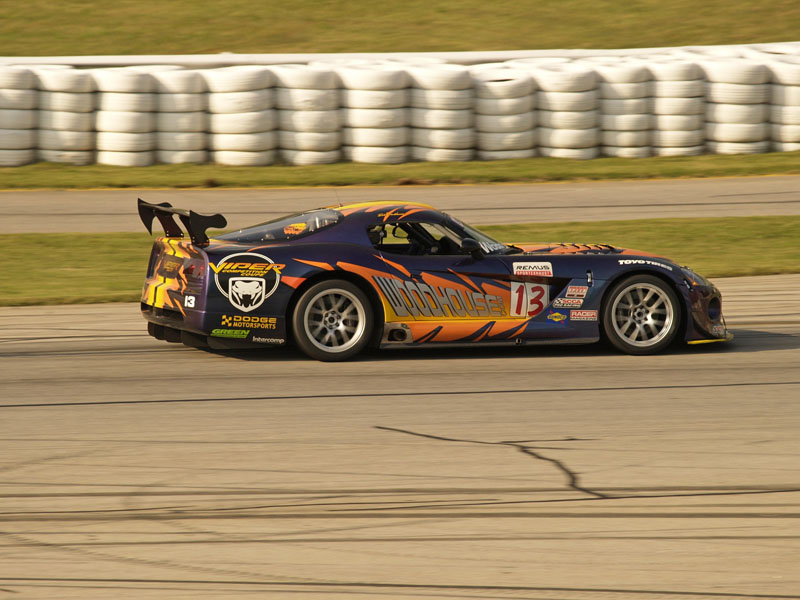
[408, 64, 475, 162]
[470, 68, 536, 160]
[524, 64, 599, 159]
[702, 59, 770, 155]
[0, 66, 36, 166]
[336, 64, 410, 164]
[204, 66, 276, 166]
[93, 68, 156, 166]
[767, 57, 800, 152]
[153, 69, 208, 164]
[272, 64, 340, 165]
[590, 62, 652, 158]
[648, 59, 706, 157]
[35, 67, 96, 165]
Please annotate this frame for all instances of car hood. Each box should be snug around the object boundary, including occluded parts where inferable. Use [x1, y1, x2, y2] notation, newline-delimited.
[513, 243, 668, 259]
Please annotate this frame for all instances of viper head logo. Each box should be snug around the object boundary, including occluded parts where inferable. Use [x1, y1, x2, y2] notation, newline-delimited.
[229, 278, 265, 312]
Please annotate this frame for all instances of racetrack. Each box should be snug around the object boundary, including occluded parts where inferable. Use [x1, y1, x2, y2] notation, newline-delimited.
[1, 273, 799, 599]
[1, 178, 800, 598]
[3, 175, 800, 233]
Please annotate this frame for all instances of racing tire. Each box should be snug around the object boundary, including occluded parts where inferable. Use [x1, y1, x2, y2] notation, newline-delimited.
[602, 274, 682, 355]
[292, 280, 373, 361]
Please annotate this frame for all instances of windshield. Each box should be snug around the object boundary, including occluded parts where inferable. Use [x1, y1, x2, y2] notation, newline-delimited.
[216, 209, 343, 243]
[444, 215, 509, 254]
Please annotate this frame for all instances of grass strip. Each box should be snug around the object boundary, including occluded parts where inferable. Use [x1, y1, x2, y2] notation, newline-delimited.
[1, 216, 797, 306]
[1, 153, 800, 190]
[2, 0, 798, 55]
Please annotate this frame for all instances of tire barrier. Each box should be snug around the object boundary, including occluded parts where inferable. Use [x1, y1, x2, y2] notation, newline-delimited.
[202, 65, 276, 166]
[336, 64, 409, 163]
[471, 67, 537, 160]
[2, 43, 800, 166]
[0, 66, 37, 166]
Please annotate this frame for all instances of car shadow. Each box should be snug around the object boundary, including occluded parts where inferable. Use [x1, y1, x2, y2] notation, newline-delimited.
[199, 327, 800, 362]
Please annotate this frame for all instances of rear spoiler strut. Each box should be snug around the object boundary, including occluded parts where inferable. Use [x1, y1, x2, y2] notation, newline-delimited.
[137, 198, 227, 246]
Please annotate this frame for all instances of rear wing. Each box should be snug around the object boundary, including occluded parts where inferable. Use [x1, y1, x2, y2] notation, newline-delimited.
[137, 198, 227, 246]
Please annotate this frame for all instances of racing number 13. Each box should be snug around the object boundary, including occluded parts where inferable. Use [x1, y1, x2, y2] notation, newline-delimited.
[510, 282, 549, 318]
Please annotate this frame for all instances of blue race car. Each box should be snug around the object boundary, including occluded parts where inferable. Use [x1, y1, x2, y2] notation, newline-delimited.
[139, 198, 731, 361]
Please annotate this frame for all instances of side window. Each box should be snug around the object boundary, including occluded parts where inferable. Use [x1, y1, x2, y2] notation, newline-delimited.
[367, 224, 409, 251]
[368, 222, 463, 256]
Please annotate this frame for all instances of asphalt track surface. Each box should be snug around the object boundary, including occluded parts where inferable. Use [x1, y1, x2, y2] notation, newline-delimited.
[3, 175, 800, 233]
[1, 178, 800, 599]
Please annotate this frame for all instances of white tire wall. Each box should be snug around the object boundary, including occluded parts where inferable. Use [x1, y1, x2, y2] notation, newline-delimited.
[204, 66, 275, 165]
[279, 149, 341, 165]
[591, 63, 652, 158]
[406, 65, 474, 161]
[0, 128, 36, 150]
[33, 66, 94, 162]
[208, 111, 275, 133]
[471, 69, 536, 154]
[1, 49, 800, 166]
[92, 69, 156, 165]
[211, 150, 276, 166]
[37, 129, 94, 151]
[770, 78, 800, 147]
[37, 149, 94, 165]
[0, 109, 36, 129]
[336, 65, 409, 163]
[702, 59, 770, 155]
[344, 145, 408, 164]
[158, 150, 209, 164]
[97, 150, 155, 167]
[0, 148, 35, 166]
[647, 57, 705, 157]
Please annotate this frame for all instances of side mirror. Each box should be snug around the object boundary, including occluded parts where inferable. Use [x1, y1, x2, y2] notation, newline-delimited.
[460, 237, 484, 260]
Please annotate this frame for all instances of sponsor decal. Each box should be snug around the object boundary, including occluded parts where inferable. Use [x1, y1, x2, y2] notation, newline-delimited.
[570, 309, 598, 321]
[210, 328, 250, 339]
[513, 261, 553, 277]
[565, 285, 588, 298]
[158, 257, 182, 276]
[229, 277, 265, 312]
[183, 295, 196, 308]
[480, 241, 507, 254]
[220, 314, 277, 330]
[373, 276, 505, 318]
[283, 222, 307, 236]
[618, 259, 673, 271]
[210, 252, 285, 312]
[553, 297, 583, 308]
[711, 324, 726, 337]
[510, 282, 549, 318]
[546, 310, 568, 324]
[252, 336, 284, 344]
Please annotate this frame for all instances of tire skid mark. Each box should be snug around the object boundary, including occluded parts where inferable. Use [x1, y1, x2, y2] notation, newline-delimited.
[1, 577, 799, 599]
[0, 529, 329, 586]
[1, 380, 798, 409]
[377, 426, 608, 499]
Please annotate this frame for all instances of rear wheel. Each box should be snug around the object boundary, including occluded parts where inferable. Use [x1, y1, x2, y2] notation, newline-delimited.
[292, 280, 373, 361]
[603, 274, 681, 355]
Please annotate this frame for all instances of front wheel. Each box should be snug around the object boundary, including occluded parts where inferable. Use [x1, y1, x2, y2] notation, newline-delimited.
[292, 280, 373, 361]
[602, 274, 682, 355]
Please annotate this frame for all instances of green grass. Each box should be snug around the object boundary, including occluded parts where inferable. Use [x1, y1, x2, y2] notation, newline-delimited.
[481, 216, 800, 278]
[1, 0, 798, 56]
[3, 153, 800, 190]
[1, 216, 798, 306]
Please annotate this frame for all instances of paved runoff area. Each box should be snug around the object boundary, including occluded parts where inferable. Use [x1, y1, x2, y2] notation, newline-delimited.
[1, 178, 799, 598]
[2, 175, 800, 233]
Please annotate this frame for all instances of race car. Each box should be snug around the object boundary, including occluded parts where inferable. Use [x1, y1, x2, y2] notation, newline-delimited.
[138, 198, 732, 361]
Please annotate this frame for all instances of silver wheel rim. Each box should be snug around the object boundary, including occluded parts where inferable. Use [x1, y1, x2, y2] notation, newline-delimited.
[303, 288, 366, 354]
[611, 282, 674, 348]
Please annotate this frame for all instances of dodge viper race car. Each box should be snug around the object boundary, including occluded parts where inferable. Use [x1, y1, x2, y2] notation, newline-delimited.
[138, 198, 732, 361]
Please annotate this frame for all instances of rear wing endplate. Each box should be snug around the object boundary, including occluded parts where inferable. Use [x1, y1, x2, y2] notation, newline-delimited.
[137, 198, 227, 246]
